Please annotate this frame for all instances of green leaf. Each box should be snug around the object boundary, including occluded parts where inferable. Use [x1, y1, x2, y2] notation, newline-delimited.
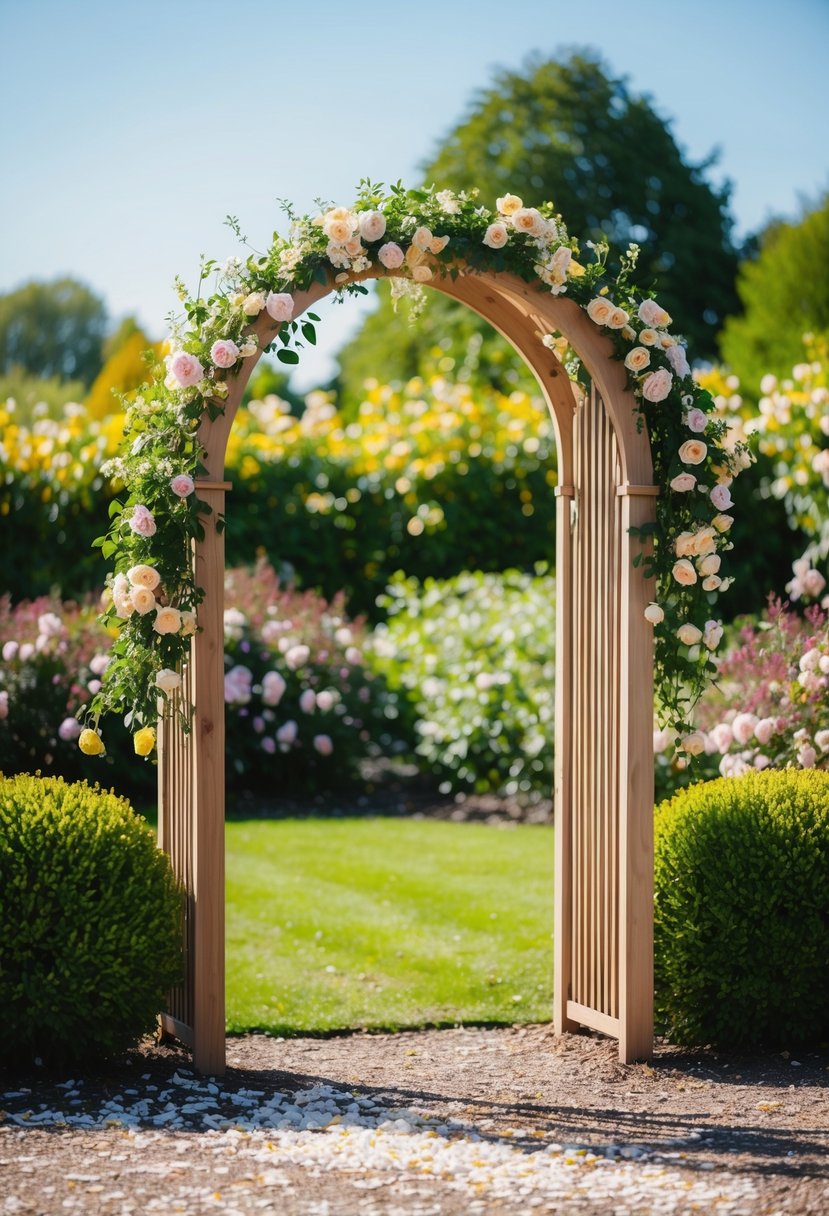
[276, 348, 300, 365]
[107, 499, 123, 519]
[301, 322, 317, 345]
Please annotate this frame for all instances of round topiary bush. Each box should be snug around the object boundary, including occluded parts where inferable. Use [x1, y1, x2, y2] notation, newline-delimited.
[0, 774, 183, 1065]
[654, 770, 829, 1049]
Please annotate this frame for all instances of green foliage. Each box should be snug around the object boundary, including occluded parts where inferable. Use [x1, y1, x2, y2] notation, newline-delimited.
[0, 372, 87, 422]
[720, 197, 829, 390]
[0, 774, 182, 1064]
[226, 817, 553, 1033]
[654, 770, 829, 1049]
[338, 50, 741, 401]
[369, 569, 555, 799]
[0, 277, 108, 387]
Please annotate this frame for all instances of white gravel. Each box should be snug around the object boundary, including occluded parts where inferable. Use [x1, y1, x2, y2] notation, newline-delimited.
[2, 1070, 760, 1214]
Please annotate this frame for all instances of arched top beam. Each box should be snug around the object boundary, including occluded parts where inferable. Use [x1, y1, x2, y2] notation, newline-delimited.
[197, 267, 653, 489]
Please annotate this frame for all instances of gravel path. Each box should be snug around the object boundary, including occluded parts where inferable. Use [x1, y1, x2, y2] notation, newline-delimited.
[2, 1024, 827, 1214]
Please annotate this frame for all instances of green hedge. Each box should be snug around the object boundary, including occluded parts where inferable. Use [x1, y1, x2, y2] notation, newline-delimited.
[0, 774, 182, 1064]
[654, 770, 829, 1049]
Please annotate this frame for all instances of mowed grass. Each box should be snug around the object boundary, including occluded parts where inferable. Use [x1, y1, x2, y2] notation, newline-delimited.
[225, 818, 554, 1035]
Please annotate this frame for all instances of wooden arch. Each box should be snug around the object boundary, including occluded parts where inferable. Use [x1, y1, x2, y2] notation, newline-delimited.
[158, 267, 656, 1075]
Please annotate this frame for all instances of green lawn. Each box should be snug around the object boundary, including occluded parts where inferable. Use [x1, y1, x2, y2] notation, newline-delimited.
[225, 818, 554, 1035]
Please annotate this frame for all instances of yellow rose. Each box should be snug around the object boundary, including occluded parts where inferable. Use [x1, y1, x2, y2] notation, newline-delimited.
[133, 726, 156, 757]
[78, 728, 105, 756]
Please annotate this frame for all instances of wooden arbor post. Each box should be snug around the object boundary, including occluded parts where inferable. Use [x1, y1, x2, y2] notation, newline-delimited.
[157, 267, 656, 1073]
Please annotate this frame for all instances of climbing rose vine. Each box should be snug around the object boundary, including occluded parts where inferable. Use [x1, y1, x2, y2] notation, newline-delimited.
[81, 181, 751, 757]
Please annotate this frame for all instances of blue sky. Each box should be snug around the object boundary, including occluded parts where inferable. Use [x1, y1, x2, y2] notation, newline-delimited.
[2, 0, 827, 386]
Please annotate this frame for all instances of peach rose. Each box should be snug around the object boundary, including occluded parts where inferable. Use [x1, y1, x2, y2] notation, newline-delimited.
[154, 606, 182, 635]
[483, 223, 509, 249]
[680, 731, 705, 756]
[678, 439, 707, 465]
[712, 513, 734, 533]
[586, 297, 614, 326]
[702, 575, 722, 591]
[624, 347, 650, 372]
[511, 207, 547, 236]
[697, 553, 721, 577]
[412, 265, 433, 282]
[429, 235, 450, 255]
[639, 329, 659, 346]
[676, 623, 703, 646]
[644, 602, 664, 624]
[672, 559, 698, 586]
[670, 473, 697, 493]
[607, 306, 629, 330]
[412, 226, 433, 251]
[674, 531, 697, 558]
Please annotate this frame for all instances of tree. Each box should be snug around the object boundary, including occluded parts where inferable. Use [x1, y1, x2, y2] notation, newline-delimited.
[719, 196, 829, 390]
[337, 50, 742, 402]
[86, 319, 163, 419]
[0, 278, 107, 387]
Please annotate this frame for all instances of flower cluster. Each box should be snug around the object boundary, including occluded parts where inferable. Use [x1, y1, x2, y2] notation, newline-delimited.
[655, 595, 829, 779]
[84, 181, 747, 754]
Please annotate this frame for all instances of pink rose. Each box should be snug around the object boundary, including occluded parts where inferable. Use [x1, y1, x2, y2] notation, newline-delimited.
[666, 344, 691, 378]
[638, 298, 672, 328]
[732, 712, 758, 745]
[686, 408, 707, 433]
[378, 242, 405, 269]
[129, 505, 157, 537]
[261, 736, 276, 755]
[358, 210, 386, 242]
[678, 439, 707, 465]
[266, 292, 294, 322]
[709, 723, 733, 753]
[483, 223, 509, 250]
[709, 484, 733, 511]
[313, 734, 334, 756]
[210, 338, 241, 369]
[670, 473, 696, 493]
[262, 671, 287, 707]
[798, 744, 817, 769]
[170, 473, 196, 498]
[641, 368, 673, 402]
[754, 718, 776, 746]
[58, 716, 82, 741]
[277, 719, 298, 746]
[299, 689, 316, 713]
[316, 690, 335, 711]
[169, 351, 205, 388]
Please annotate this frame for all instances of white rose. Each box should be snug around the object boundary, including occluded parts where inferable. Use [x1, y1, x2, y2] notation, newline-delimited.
[242, 291, 266, 316]
[358, 210, 386, 242]
[156, 668, 182, 694]
[644, 602, 664, 624]
[483, 223, 509, 249]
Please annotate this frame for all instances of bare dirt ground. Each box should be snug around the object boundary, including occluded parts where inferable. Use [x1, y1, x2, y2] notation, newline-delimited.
[2, 1024, 827, 1215]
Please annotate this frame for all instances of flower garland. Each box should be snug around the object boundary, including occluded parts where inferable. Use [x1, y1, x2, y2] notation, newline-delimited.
[79, 181, 751, 760]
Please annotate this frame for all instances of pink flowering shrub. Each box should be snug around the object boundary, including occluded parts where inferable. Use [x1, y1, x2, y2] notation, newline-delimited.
[654, 596, 829, 800]
[0, 564, 394, 796]
[221, 560, 392, 791]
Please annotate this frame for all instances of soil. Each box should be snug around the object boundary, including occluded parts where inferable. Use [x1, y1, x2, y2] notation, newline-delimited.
[3, 1024, 828, 1214]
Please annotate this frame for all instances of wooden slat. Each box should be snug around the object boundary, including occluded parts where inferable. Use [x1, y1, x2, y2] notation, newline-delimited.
[566, 1001, 621, 1039]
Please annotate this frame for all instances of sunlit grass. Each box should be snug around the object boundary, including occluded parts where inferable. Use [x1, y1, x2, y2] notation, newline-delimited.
[225, 818, 554, 1035]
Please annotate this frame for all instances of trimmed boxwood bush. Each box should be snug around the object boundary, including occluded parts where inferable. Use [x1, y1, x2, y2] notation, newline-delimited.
[654, 770, 829, 1049]
[0, 774, 182, 1064]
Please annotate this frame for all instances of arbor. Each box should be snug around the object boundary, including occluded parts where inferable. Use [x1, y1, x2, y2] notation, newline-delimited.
[337, 51, 742, 402]
[0, 278, 107, 387]
[719, 196, 829, 389]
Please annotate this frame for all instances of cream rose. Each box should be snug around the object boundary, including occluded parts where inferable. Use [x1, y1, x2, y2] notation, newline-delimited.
[154, 606, 182, 635]
[678, 439, 708, 465]
[511, 207, 546, 236]
[412, 226, 433, 251]
[712, 513, 734, 533]
[702, 575, 722, 591]
[586, 297, 614, 326]
[680, 731, 705, 756]
[180, 610, 197, 636]
[624, 347, 650, 372]
[127, 564, 161, 590]
[411, 265, 433, 282]
[483, 222, 509, 249]
[358, 210, 386, 242]
[496, 193, 523, 216]
[323, 215, 356, 244]
[639, 329, 659, 346]
[642, 368, 673, 402]
[676, 623, 703, 646]
[674, 531, 697, 558]
[607, 307, 630, 330]
[644, 602, 664, 624]
[672, 559, 698, 586]
[155, 668, 182, 694]
[242, 291, 266, 316]
[693, 527, 717, 557]
[130, 586, 156, 615]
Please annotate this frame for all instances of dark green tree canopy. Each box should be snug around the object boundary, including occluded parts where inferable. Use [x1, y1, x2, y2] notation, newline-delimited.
[337, 50, 742, 402]
[720, 195, 829, 390]
[0, 277, 107, 387]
